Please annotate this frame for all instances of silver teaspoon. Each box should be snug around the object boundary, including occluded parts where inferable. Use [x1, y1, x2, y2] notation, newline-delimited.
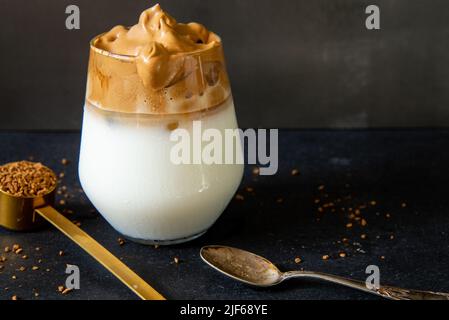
[200, 245, 449, 300]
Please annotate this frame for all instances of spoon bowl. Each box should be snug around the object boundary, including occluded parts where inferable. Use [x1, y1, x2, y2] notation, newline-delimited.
[200, 245, 283, 287]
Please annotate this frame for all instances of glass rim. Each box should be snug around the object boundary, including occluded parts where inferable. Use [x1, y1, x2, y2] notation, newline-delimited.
[89, 32, 223, 62]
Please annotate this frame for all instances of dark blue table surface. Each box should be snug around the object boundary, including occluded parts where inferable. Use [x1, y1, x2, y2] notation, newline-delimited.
[0, 130, 448, 300]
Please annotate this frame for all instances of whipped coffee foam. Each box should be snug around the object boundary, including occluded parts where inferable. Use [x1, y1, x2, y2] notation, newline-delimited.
[96, 4, 218, 58]
[87, 4, 230, 114]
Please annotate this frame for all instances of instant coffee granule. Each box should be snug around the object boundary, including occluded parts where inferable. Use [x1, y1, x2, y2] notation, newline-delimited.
[0, 161, 57, 197]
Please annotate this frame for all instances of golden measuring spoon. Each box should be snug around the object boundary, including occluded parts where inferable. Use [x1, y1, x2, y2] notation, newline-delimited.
[0, 161, 164, 300]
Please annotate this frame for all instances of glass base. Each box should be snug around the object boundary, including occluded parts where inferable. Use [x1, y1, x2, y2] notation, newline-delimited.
[123, 229, 208, 246]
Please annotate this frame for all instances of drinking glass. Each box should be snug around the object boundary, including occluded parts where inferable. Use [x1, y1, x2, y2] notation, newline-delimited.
[79, 34, 243, 245]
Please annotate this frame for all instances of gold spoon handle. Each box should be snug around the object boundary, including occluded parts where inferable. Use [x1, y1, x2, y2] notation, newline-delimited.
[35, 205, 165, 300]
[283, 271, 449, 300]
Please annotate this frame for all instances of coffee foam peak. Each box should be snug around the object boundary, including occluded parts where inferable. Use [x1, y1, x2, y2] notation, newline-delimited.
[87, 4, 230, 114]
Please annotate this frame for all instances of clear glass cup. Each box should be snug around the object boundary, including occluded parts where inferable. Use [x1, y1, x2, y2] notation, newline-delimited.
[79, 35, 243, 245]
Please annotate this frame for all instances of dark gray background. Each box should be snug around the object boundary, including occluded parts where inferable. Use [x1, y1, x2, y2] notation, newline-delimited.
[1, 0, 448, 129]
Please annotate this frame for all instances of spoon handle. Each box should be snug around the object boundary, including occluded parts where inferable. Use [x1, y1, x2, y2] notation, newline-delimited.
[283, 271, 449, 300]
[35, 205, 165, 300]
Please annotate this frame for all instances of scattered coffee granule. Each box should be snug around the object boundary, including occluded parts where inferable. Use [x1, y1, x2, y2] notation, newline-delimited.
[32, 266, 39, 271]
[11, 295, 18, 300]
[0, 256, 6, 262]
[34, 292, 39, 297]
[21, 255, 28, 260]
[291, 169, 300, 176]
[118, 238, 126, 246]
[252, 167, 260, 175]
[389, 234, 395, 240]
[380, 256, 385, 260]
[59, 199, 66, 206]
[166, 121, 179, 131]
[322, 255, 330, 260]
[294, 257, 302, 264]
[360, 219, 367, 227]
[72, 220, 82, 227]
[61, 158, 69, 166]
[18, 266, 26, 272]
[62, 288, 73, 295]
[12, 244, 20, 251]
[57, 285, 64, 292]
[4, 246, 10, 253]
[314, 199, 320, 204]
[154, 244, 160, 249]
[346, 223, 353, 228]
[276, 197, 284, 204]
[35, 247, 41, 251]
[318, 185, 325, 191]
[11, 275, 17, 280]
[0, 265, 4, 271]
[370, 201, 377, 206]
[245, 186, 254, 193]
[360, 234, 367, 240]
[385, 213, 391, 219]
[235, 194, 244, 201]
[0, 161, 56, 197]
[173, 257, 180, 264]
[15, 248, 23, 255]
[401, 202, 407, 208]
[339, 252, 347, 258]
[58, 250, 64, 256]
